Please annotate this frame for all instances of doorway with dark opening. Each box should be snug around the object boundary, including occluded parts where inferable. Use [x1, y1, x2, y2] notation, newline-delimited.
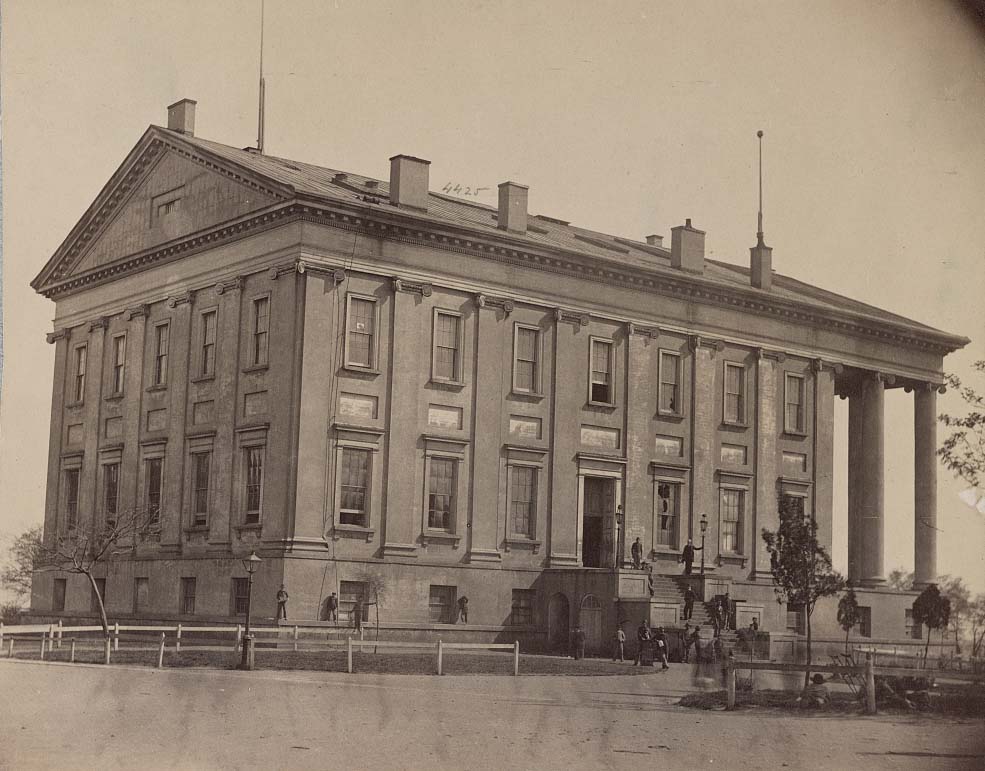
[582, 476, 615, 567]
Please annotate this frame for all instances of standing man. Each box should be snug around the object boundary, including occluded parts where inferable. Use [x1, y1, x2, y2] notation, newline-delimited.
[653, 626, 670, 671]
[353, 598, 364, 631]
[457, 595, 469, 624]
[325, 592, 338, 622]
[679, 538, 702, 576]
[612, 623, 626, 662]
[276, 585, 289, 621]
[682, 584, 696, 621]
[634, 619, 652, 666]
[681, 622, 693, 663]
[571, 625, 586, 660]
[631, 538, 644, 569]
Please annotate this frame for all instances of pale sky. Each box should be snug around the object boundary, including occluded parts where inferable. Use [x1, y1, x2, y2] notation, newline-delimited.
[1, 0, 983, 601]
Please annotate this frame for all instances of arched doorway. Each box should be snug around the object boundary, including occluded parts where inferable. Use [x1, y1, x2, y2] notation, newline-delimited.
[548, 593, 570, 653]
[580, 594, 603, 653]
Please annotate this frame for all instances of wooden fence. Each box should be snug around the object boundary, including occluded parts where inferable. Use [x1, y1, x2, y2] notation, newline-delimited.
[0, 621, 521, 675]
[724, 651, 983, 713]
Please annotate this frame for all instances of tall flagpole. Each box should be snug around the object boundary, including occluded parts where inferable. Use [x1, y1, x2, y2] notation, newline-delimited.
[757, 130, 764, 244]
[257, 0, 266, 154]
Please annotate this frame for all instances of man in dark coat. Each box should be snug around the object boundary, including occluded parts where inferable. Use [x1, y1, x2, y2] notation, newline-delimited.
[276, 585, 289, 621]
[680, 538, 702, 576]
[631, 538, 644, 569]
[682, 584, 696, 621]
[634, 620, 652, 666]
[571, 626, 586, 660]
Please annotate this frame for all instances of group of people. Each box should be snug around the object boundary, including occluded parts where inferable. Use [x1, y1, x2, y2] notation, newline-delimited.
[611, 620, 670, 670]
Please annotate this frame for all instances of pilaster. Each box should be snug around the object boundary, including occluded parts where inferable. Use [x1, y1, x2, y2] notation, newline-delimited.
[689, 338, 717, 554]
[79, 317, 109, 532]
[121, 305, 148, 512]
[812, 360, 836, 554]
[624, 326, 653, 562]
[43, 328, 71, 542]
[753, 350, 778, 576]
[209, 278, 242, 548]
[548, 312, 581, 566]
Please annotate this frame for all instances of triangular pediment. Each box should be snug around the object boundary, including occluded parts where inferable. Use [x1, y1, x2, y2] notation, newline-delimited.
[33, 127, 293, 294]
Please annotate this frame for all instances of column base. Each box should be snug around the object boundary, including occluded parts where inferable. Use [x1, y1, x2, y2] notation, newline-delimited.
[856, 577, 886, 588]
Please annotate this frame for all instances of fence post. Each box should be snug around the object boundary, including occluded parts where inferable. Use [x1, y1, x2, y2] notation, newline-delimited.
[437, 639, 443, 676]
[346, 636, 353, 674]
[513, 641, 520, 676]
[864, 652, 876, 715]
[0, 621, 5, 648]
[235, 624, 242, 651]
[113, 622, 120, 652]
[8, 638, 14, 658]
[57, 620, 64, 649]
[48, 624, 55, 653]
[40, 632, 46, 660]
[293, 625, 299, 652]
[158, 633, 166, 669]
[726, 652, 736, 711]
[70, 638, 77, 663]
[176, 623, 182, 653]
[104, 636, 111, 665]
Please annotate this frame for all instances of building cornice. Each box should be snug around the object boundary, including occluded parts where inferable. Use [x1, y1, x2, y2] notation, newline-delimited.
[34, 148, 967, 357]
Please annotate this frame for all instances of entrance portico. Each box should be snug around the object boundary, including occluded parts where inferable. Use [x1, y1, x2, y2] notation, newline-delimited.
[840, 370, 942, 588]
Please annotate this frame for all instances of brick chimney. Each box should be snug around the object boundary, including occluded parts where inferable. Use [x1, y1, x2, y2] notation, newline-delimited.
[645, 234, 663, 247]
[497, 181, 528, 233]
[750, 236, 773, 290]
[389, 154, 431, 210]
[167, 99, 197, 136]
[670, 219, 705, 273]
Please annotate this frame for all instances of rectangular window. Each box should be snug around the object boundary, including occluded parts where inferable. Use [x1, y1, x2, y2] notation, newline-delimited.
[231, 578, 250, 616]
[91, 578, 106, 614]
[513, 325, 540, 393]
[252, 297, 270, 366]
[53, 578, 67, 612]
[655, 481, 679, 547]
[659, 351, 680, 414]
[785, 373, 805, 433]
[65, 469, 81, 529]
[340, 580, 369, 623]
[428, 585, 456, 624]
[856, 606, 872, 638]
[339, 447, 370, 526]
[590, 338, 613, 404]
[180, 577, 197, 615]
[433, 311, 462, 382]
[720, 488, 744, 553]
[103, 463, 120, 526]
[146, 458, 163, 523]
[133, 577, 149, 615]
[153, 323, 170, 386]
[112, 335, 126, 394]
[192, 452, 211, 526]
[510, 589, 535, 626]
[244, 447, 264, 524]
[427, 458, 456, 530]
[786, 603, 805, 634]
[158, 198, 179, 217]
[905, 608, 922, 640]
[345, 296, 376, 368]
[200, 311, 217, 377]
[724, 363, 745, 424]
[510, 466, 537, 538]
[73, 345, 87, 403]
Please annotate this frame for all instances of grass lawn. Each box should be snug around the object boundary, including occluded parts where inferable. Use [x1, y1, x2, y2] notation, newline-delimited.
[7, 644, 652, 677]
[679, 683, 985, 718]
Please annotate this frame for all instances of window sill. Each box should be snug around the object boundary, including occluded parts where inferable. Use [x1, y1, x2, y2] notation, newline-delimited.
[504, 538, 541, 554]
[235, 522, 262, 532]
[657, 410, 685, 421]
[421, 531, 461, 547]
[721, 421, 749, 430]
[191, 374, 216, 384]
[184, 524, 209, 534]
[509, 390, 544, 402]
[145, 384, 168, 393]
[716, 552, 747, 568]
[341, 365, 380, 378]
[782, 429, 809, 439]
[428, 378, 466, 391]
[104, 393, 125, 402]
[66, 401, 85, 409]
[587, 400, 616, 410]
[333, 523, 375, 542]
[242, 364, 269, 374]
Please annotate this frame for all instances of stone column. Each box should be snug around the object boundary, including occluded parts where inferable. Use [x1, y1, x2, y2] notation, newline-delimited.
[847, 387, 864, 583]
[43, 328, 72, 542]
[812, 361, 836, 553]
[121, 305, 148, 512]
[859, 373, 886, 585]
[913, 385, 938, 587]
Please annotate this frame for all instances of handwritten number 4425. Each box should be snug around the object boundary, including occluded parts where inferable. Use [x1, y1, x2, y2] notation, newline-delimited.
[442, 183, 490, 196]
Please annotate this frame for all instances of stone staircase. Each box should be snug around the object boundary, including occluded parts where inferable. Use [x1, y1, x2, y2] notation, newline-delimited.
[650, 574, 740, 640]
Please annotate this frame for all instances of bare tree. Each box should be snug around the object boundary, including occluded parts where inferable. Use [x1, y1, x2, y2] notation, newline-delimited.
[32, 508, 160, 637]
[355, 570, 388, 653]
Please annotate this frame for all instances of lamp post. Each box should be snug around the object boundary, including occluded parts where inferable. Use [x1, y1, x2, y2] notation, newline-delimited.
[699, 513, 708, 577]
[614, 505, 624, 568]
[239, 550, 262, 671]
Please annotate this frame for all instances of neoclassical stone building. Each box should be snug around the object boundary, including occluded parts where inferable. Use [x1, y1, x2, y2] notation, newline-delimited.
[30, 100, 967, 652]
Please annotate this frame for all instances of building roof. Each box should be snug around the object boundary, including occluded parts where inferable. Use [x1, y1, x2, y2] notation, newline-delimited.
[32, 126, 968, 355]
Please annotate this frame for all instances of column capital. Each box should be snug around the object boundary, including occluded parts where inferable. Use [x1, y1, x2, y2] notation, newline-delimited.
[811, 358, 843, 374]
[554, 308, 589, 326]
[474, 293, 514, 314]
[392, 276, 432, 297]
[871, 371, 896, 386]
[167, 289, 194, 308]
[126, 303, 150, 320]
[627, 322, 659, 339]
[215, 276, 243, 295]
[88, 316, 109, 332]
